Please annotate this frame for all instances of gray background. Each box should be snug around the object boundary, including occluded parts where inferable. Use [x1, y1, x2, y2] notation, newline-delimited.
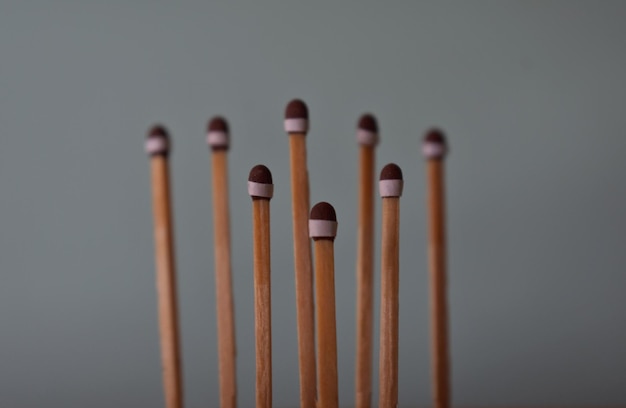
[1, 1, 625, 407]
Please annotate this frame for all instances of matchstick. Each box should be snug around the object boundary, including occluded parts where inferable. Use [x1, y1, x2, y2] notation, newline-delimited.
[354, 113, 379, 408]
[422, 129, 450, 408]
[206, 117, 237, 408]
[145, 125, 183, 408]
[377, 163, 403, 408]
[284, 99, 316, 408]
[248, 165, 274, 408]
[309, 202, 339, 408]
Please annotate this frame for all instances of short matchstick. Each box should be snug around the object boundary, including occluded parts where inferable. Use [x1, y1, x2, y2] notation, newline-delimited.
[206, 117, 237, 408]
[145, 125, 184, 408]
[248, 165, 274, 408]
[377, 163, 403, 408]
[309, 202, 339, 408]
[285, 99, 316, 408]
[422, 129, 450, 408]
[355, 113, 379, 408]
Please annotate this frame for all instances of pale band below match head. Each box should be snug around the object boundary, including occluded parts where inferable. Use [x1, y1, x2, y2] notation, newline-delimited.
[207, 131, 229, 149]
[357, 129, 378, 146]
[284, 118, 309, 133]
[145, 137, 169, 156]
[309, 219, 338, 239]
[248, 181, 274, 199]
[379, 179, 403, 198]
[422, 141, 448, 159]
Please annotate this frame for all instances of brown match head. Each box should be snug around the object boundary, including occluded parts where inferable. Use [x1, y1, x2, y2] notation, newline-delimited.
[422, 128, 448, 160]
[206, 116, 230, 151]
[357, 113, 379, 146]
[379, 163, 404, 197]
[309, 201, 338, 241]
[248, 164, 273, 200]
[145, 124, 170, 156]
[284, 99, 309, 133]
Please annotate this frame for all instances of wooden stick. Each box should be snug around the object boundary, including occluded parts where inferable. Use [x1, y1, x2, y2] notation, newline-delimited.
[207, 117, 237, 408]
[355, 114, 378, 408]
[423, 129, 450, 408]
[145, 125, 183, 408]
[309, 202, 339, 408]
[248, 165, 274, 408]
[285, 99, 316, 408]
[377, 164, 403, 408]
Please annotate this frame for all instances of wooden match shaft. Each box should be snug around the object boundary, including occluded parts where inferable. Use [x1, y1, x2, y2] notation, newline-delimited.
[423, 130, 450, 408]
[209, 147, 237, 407]
[146, 126, 183, 408]
[285, 100, 316, 408]
[355, 114, 378, 408]
[377, 164, 403, 408]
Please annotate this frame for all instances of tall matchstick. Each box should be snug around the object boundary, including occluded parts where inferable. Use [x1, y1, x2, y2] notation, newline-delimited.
[354, 113, 379, 408]
[206, 117, 237, 408]
[284, 99, 316, 408]
[248, 165, 274, 408]
[309, 202, 339, 408]
[422, 129, 450, 408]
[145, 125, 184, 408]
[377, 164, 403, 408]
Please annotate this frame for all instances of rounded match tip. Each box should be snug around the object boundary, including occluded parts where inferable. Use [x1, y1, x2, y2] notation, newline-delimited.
[424, 128, 446, 145]
[358, 113, 378, 133]
[285, 99, 309, 119]
[206, 116, 230, 151]
[148, 124, 169, 140]
[145, 124, 170, 156]
[422, 128, 448, 159]
[248, 164, 273, 184]
[208, 116, 229, 133]
[310, 201, 337, 222]
[380, 163, 403, 181]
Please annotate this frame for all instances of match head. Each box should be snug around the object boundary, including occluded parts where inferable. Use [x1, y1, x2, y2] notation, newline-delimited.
[379, 163, 404, 197]
[357, 113, 379, 146]
[145, 124, 170, 156]
[309, 202, 338, 241]
[422, 128, 448, 160]
[248, 164, 273, 200]
[284, 99, 309, 134]
[206, 116, 230, 151]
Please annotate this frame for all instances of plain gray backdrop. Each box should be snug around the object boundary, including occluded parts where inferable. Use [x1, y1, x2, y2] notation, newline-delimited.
[1, 1, 625, 407]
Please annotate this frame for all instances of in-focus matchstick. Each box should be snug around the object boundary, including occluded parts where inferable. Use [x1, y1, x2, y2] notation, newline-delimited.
[284, 99, 316, 408]
[354, 113, 379, 408]
[206, 117, 237, 408]
[248, 165, 274, 408]
[377, 163, 403, 408]
[145, 125, 184, 408]
[309, 202, 339, 408]
[422, 129, 450, 408]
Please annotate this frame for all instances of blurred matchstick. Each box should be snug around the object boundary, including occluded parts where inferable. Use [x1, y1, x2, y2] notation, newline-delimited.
[310, 202, 339, 408]
[423, 129, 450, 408]
[248, 165, 274, 408]
[207, 117, 237, 408]
[284, 99, 317, 408]
[355, 113, 379, 408]
[145, 125, 184, 408]
[377, 163, 403, 408]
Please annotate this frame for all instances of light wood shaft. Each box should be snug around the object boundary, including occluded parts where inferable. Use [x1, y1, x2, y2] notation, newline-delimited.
[210, 151, 237, 408]
[288, 134, 317, 408]
[252, 199, 272, 408]
[427, 160, 449, 408]
[150, 156, 184, 408]
[314, 239, 338, 408]
[355, 145, 375, 408]
[378, 197, 400, 408]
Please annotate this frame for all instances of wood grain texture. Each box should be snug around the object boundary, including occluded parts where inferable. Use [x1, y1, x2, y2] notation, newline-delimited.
[210, 150, 237, 408]
[314, 239, 339, 408]
[356, 145, 375, 408]
[150, 156, 184, 408]
[288, 134, 317, 408]
[252, 199, 272, 408]
[427, 160, 450, 408]
[378, 197, 400, 408]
